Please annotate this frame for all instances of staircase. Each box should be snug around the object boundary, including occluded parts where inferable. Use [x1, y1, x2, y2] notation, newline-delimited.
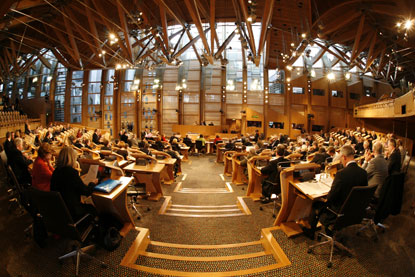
[158, 196, 251, 217]
[121, 227, 291, 276]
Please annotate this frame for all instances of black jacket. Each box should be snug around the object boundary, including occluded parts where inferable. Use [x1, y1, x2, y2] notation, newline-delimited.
[50, 166, 96, 220]
[92, 133, 100, 144]
[8, 148, 33, 186]
[311, 153, 330, 166]
[261, 157, 289, 184]
[327, 162, 368, 212]
[387, 149, 401, 175]
[374, 173, 404, 223]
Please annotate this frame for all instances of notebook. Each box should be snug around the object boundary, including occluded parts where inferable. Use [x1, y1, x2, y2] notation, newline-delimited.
[94, 179, 121, 193]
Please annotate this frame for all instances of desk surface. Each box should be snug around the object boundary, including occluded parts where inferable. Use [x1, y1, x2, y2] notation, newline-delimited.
[290, 174, 333, 200]
[157, 158, 177, 165]
[92, 176, 134, 199]
[124, 163, 165, 173]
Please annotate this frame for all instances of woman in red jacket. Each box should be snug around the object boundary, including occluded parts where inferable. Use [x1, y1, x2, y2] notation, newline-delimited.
[32, 143, 54, 191]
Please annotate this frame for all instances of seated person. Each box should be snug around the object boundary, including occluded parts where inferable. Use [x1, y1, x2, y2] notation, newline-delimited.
[182, 135, 193, 150]
[196, 134, 206, 146]
[308, 141, 319, 154]
[154, 136, 165, 151]
[3, 131, 15, 157]
[8, 138, 33, 186]
[116, 141, 129, 159]
[362, 141, 388, 199]
[92, 129, 101, 144]
[304, 145, 368, 239]
[50, 147, 98, 221]
[386, 138, 401, 175]
[32, 143, 54, 191]
[101, 139, 112, 151]
[310, 147, 329, 168]
[260, 145, 289, 204]
[165, 145, 181, 176]
[213, 135, 222, 144]
[171, 138, 181, 152]
[42, 131, 53, 144]
[83, 139, 93, 150]
[139, 141, 152, 156]
[72, 138, 84, 149]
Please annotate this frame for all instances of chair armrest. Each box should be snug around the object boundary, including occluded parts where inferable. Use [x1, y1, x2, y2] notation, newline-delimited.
[326, 207, 343, 217]
[71, 213, 92, 227]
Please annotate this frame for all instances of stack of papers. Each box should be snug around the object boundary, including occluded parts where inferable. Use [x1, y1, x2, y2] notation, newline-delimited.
[295, 179, 332, 198]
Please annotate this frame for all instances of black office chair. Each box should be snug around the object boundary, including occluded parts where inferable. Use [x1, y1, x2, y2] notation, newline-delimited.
[358, 172, 405, 239]
[307, 184, 377, 268]
[28, 189, 107, 276]
[195, 140, 205, 156]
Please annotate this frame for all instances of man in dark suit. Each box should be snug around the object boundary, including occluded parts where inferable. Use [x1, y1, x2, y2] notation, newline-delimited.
[310, 147, 329, 167]
[8, 138, 33, 186]
[386, 138, 401, 175]
[304, 145, 368, 239]
[260, 145, 289, 203]
[92, 129, 101, 144]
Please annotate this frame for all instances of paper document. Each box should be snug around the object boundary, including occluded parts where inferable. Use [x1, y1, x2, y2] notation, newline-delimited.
[295, 179, 332, 198]
[81, 164, 99, 185]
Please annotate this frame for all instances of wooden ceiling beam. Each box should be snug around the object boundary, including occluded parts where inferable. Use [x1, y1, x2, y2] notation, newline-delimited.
[159, 4, 169, 50]
[318, 11, 361, 37]
[313, 40, 349, 64]
[62, 9, 81, 66]
[265, 27, 271, 68]
[52, 28, 78, 65]
[51, 48, 74, 69]
[214, 30, 236, 59]
[364, 32, 378, 71]
[350, 13, 365, 63]
[238, 0, 256, 57]
[210, 0, 215, 52]
[172, 27, 210, 59]
[257, 0, 275, 58]
[184, 0, 211, 60]
[116, 0, 133, 62]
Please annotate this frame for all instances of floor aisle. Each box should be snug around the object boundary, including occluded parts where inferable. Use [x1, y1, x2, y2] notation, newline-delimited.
[1, 155, 415, 276]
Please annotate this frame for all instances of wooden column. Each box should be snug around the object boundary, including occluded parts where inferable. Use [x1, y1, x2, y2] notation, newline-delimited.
[49, 67, 57, 122]
[263, 67, 269, 137]
[286, 71, 292, 137]
[156, 87, 162, 132]
[307, 77, 312, 133]
[241, 66, 248, 135]
[221, 66, 227, 126]
[113, 70, 121, 138]
[81, 71, 89, 126]
[178, 89, 184, 125]
[64, 69, 72, 123]
[199, 66, 205, 123]
[99, 69, 106, 129]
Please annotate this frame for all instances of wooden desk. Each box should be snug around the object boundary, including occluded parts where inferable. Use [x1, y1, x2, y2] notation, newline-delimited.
[158, 158, 177, 185]
[206, 141, 214, 154]
[223, 151, 235, 176]
[92, 176, 135, 236]
[216, 144, 226, 163]
[246, 156, 271, 201]
[273, 163, 321, 237]
[232, 152, 248, 185]
[123, 163, 165, 201]
[179, 146, 190, 162]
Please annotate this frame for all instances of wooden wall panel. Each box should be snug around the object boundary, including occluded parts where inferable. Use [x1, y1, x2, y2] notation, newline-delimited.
[267, 105, 289, 135]
[311, 77, 328, 106]
[330, 108, 347, 129]
[330, 79, 347, 108]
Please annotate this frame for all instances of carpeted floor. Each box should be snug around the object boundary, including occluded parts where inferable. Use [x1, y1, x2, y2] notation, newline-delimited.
[1, 154, 415, 276]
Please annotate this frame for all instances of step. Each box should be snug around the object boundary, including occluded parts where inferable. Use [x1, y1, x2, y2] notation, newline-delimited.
[121, 227, 291, 276]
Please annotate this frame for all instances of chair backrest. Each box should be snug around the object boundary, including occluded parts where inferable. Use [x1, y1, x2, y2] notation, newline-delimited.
[0, 150, 7, 165]
[334, 185, 377, 231]
[28, 189, 83, 241]
[195, 140, 203, 149]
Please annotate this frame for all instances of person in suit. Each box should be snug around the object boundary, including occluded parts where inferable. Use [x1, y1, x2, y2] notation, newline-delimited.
[3, 131, 14, 158]
[116, 141, 129, 159]
[260, 145, 289, 204]
[154, 136, 165, 151]
[304, 145, 368, 239]
[32, 143, 54, 191]
[386, 138, 401, 175]
[310, 147, 329, 168]
[92, 129, 101, 144]
[165, 145, 181, 176]
[8, 138, 33, 186]
[50, 147, 97, 221]
[362, 141, 388, 199]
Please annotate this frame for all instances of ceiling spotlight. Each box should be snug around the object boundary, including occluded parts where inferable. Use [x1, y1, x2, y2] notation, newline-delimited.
[109, 33, 116, 40]
[290, 42, 295, 47]
[327, 72, 335, 80]
[310, 69, 316, 78]
[247, 16, 252, 22]
[396, 22, 402, 27]
[345, 72, 351, 80]
[404, 19, 413, 30]
[286, 77, 291, 82]
[301, 33, 306, 38]
[286, 65, 292, 71]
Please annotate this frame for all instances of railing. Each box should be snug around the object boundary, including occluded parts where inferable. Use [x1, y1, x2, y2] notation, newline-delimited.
[354, 90, 415, 118]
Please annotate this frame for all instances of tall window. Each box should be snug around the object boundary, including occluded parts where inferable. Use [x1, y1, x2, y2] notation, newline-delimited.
[54, 64, 66, 122]
[87, 70, 102, 127]
[269, 69, 284, 94]
[16, 76, 26, 99]
[121, 69, 139, 131]
[70, 71, 83, 123]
